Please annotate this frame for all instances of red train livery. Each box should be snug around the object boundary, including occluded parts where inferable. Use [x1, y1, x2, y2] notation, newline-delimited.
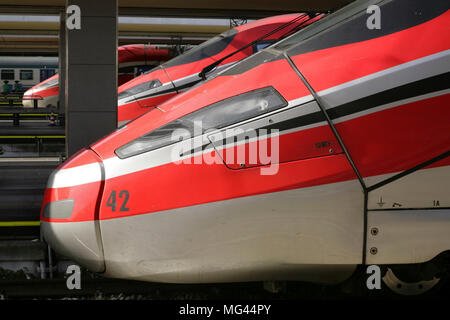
[117, 13, 324, 125]
[41, 0, 450, 295]
[22, 44, 172, 108]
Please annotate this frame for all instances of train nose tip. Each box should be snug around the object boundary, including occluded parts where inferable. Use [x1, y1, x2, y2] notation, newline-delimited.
[40, 149, 105, 272]
[40, 205, 105, 272]
[22, 90, 33, 108]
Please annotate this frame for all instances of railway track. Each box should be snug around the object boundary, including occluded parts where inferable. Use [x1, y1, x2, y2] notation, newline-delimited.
[1, 273, 450, 300]
[0, 277, 167, 299]
[0, 278, 353, 300]
[0, 276, 284, 300]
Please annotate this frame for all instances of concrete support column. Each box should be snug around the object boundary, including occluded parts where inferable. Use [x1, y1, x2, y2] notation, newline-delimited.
[65, 0, 118, 157]
[58, 12, 66, 121]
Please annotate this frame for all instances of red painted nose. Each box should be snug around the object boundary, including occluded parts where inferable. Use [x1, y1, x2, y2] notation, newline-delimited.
[40, 149, 105, 272]
[118, 100, 143, 127]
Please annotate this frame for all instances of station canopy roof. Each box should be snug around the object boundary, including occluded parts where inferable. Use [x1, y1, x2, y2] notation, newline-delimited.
[0, 0, 353, 16]
[0, 0, 353, 54]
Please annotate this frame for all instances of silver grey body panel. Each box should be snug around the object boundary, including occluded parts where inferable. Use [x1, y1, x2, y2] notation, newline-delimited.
[367, 209, 450, 265]
[41, 220, 105, 272]
[366, 164, 450, 264]
[100, 179, 363, 283]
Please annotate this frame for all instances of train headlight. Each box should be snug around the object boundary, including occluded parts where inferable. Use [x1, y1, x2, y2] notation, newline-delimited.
[115, 86, 287, 159]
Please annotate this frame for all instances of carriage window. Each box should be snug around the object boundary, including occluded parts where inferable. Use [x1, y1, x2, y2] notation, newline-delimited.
[20, 70, 34, 80]
[1, 70, 15, 80]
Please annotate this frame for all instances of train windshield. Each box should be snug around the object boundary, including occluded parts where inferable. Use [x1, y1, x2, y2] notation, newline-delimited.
[271, 0, 383, 53]
[254, 41, 275, 52]
[161, 28, 239, 68]
[272, 0, 448, 57]
[118, 79, 162, 99]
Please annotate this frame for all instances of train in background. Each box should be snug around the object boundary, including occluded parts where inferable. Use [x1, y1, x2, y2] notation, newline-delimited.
[117, 13, 324, 126]
[116, 44, 174, 85]
[22, 44, 173, 108]
[40, 0, 450, 296]
[0, 56, 58, 92]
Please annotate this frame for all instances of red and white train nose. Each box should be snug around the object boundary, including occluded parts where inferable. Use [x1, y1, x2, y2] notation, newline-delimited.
[40, 149, 105, 272]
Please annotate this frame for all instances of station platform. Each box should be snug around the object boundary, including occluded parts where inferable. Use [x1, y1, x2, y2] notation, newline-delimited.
[0, 106, 61, 126]
[0, 122, 64, 137]
[0, 94, 23, 106]
[0, 106, 57, 114]
[0, 159, 59, 239]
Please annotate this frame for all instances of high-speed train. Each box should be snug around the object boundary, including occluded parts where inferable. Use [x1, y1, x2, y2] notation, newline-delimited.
[22, 44, 172, 108]
[117, 13, 324, 126]
[41, 0, 450, 296]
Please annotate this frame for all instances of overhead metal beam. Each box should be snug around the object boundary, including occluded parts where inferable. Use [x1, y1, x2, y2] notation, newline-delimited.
[0, 5, 312, 18]
[0, 20, 226, 53]
[0, 36, 207, 54]
[0, 0, 353, 16]
[0, 5, 63, 15]
[0, 47, 58, 53]
[0, 21, 229, 36]
[118, 7, 307, 19]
